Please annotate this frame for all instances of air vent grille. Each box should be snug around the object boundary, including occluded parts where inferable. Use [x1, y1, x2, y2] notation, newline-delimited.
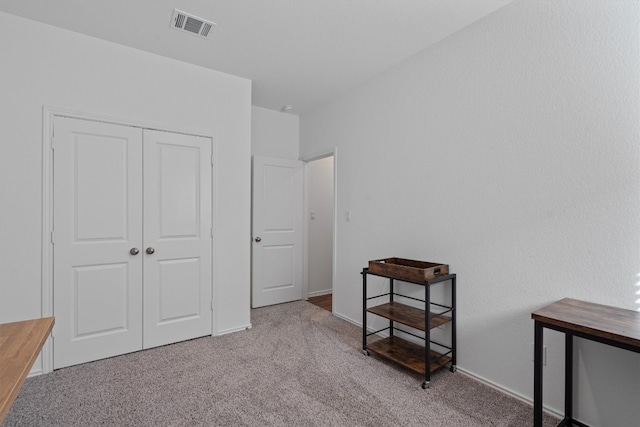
[202, 23, 213, 37]
[175, 13, 185, 29]
[171, 9, 216, 39]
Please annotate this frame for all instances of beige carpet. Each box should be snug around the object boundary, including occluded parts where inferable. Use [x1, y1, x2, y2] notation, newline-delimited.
[4, 301, 558, 426]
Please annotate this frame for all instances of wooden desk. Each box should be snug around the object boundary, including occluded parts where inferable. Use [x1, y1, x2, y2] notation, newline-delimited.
[0, 317, 54, 423]
[531, 298, 640, 427]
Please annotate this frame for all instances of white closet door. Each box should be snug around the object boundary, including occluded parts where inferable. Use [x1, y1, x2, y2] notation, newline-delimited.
[53, 117, 143, 369]
[142, 130, 212, 349]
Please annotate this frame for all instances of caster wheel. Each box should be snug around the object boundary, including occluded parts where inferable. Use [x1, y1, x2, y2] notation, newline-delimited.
[362, 349, 370, 356]
[421, 381, 430, 389]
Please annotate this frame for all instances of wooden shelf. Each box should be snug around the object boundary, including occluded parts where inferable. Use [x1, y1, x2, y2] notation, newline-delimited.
[366, 336, 451, 375]
[367, 301, 451, 331]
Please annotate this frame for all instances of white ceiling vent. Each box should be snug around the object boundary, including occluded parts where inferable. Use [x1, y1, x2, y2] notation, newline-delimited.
[170, 9, 216, 39]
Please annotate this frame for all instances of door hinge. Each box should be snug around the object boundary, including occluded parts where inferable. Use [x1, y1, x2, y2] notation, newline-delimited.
[50, 326, 55, 338]
[211, 154, 214, 165]
[50, 137, 56, 150]
[210, 300, 214, 311]
[210, 227, 214, 238]
[50, 231, 55, 244]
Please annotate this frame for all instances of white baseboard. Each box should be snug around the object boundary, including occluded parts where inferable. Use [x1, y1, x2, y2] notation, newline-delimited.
[332, 311, 360, 327]
[450, 368, 563, 419]
[27, 367, 44, 378]
[307, 289, 332, 297]
[215, 323, 252, 336]
[334, 312, 392, 337]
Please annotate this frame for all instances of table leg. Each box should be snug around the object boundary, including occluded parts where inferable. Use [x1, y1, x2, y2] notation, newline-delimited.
[424, 279, 431, 388]
[389, 279, 394, 338]
[534, 321, 544, 427]
[362, 269, 367, 353]
[565, 332, 573, 422]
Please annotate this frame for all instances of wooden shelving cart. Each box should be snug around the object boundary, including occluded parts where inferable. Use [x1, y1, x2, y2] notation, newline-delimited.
[362, 258, 456, 389]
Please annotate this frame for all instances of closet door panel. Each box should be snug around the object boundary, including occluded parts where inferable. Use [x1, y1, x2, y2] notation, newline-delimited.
[53, 117, 143, 369]
[142, 130, 212, 349]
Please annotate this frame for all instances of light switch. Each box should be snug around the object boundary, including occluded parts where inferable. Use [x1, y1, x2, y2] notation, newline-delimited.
[345, 211, 351, 221]
[310, 211, 316, 220]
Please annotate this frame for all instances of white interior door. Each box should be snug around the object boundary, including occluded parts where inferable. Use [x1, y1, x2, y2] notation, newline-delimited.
[252, 156, 303, 308]
[53, 117, 143, 369]
[142, 130, 212, 348]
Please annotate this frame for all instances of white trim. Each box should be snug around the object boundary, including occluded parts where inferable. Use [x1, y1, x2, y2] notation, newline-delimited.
[40, 107, 54, 374]
[301, 148, 337, 314]
[216, 323, 253, 336]
[41, 106, 218, 373]
[27, 367, 44, 378]
[456, 368, 563, 420]
[331, 150, 337, 314]
[42, 105, 216, 139]
[334, 312, 391, 338]
[301, 163, 310, 301]
[302, 148, 336, 163]
[307, 289, 332, 298]
[211, 136, 218, 338]
[332, 311, 363, 329]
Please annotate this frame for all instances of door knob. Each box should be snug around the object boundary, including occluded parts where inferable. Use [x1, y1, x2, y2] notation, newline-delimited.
[146, 247, 155, 254]
[130, 248, 139, 255]
[255, 237, 262, 242]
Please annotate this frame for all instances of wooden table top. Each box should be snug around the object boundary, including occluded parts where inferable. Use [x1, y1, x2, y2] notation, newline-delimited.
[532, 298, 640, 349]
[0, 317, 54, 423]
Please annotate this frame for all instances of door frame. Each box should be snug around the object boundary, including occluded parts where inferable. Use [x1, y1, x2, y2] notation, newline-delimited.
[41, 106, 217, 374]
[301, 148, 337, 313]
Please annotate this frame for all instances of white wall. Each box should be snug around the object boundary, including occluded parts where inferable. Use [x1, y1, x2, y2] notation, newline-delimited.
[251, 106, 299, 159]
[300, 1, 640, 425]
[307, 156, 334, 296]
[0, 12, 252, 344]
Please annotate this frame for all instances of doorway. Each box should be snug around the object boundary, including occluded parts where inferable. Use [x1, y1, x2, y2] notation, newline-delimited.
[304, 153, 335, 313]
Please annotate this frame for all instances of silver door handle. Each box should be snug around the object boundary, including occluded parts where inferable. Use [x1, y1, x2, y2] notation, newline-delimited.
[146, 247, 155, 254]
[130, 248, 139, 255]
[255, 237, 262, 242]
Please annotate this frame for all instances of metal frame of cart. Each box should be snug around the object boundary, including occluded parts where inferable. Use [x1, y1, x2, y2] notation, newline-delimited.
[362, 268, 457, 389]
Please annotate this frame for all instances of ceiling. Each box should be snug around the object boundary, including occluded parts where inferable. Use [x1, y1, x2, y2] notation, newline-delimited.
[0, 0, 513, 113]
